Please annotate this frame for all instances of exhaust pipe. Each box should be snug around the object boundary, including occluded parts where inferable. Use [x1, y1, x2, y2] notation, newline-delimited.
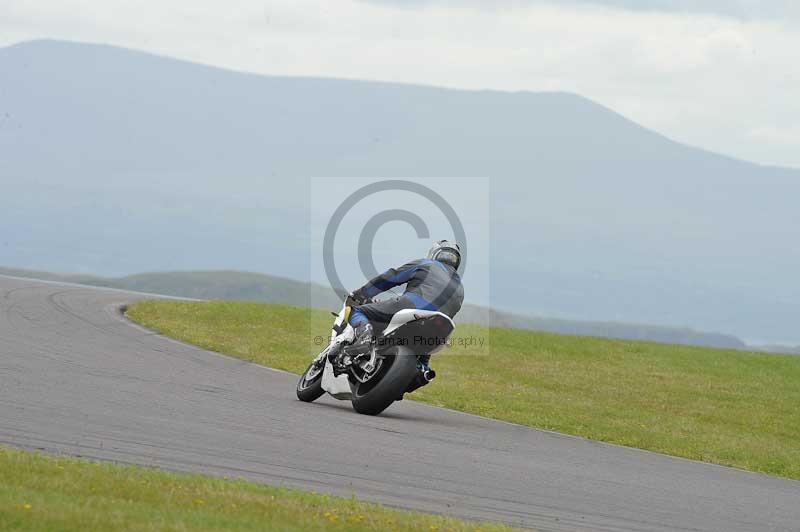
[405, 366, 436, 394]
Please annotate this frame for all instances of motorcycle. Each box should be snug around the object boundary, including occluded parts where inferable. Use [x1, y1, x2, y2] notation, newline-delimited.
[296, 298, 455, 415]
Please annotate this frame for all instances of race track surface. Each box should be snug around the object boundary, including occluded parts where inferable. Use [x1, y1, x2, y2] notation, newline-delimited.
[1, 275, 798, 531]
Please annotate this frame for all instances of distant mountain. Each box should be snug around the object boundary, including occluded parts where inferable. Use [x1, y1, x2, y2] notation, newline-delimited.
[0, 267, 324, 305]
[2, 40, 799, 343]
[0, 267, 748, 349]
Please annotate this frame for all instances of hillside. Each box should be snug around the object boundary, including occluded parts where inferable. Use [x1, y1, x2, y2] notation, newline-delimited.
[2, 40, 799, 343]
[0, 267, 747, 348]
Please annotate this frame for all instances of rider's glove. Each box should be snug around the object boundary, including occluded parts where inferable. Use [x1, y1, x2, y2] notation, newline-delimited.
[346, 290, 366, 306]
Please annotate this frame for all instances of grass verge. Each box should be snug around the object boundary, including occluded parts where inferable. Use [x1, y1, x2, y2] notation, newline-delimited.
[126, 300, 800, 480]
[0, 446, 516, 531]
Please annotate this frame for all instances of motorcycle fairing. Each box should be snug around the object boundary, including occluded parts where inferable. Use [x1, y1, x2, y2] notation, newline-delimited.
[382, 309, 454, 336]
[321, 359, 353, 399]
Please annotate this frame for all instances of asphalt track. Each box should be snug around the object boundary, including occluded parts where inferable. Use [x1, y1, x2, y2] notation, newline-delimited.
[1, 275, 798, 531]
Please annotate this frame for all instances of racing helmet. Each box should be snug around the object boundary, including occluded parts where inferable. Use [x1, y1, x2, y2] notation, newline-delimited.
[427, 240, 462, 270]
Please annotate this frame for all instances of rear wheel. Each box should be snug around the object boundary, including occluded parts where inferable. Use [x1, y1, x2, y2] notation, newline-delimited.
[351, 348, 418, 415]
[296, 360, 325, 402]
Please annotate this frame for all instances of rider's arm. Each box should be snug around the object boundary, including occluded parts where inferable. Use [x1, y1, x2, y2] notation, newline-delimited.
[353, 259, 425, 300]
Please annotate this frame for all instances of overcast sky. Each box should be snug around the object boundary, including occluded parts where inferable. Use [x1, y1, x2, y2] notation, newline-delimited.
[3, 0, 799, 168]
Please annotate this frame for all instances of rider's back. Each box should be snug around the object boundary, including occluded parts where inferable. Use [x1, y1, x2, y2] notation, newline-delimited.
[402, 258, 464, 318]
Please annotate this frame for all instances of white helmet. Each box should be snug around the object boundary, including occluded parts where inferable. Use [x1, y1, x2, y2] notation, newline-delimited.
[427, 240, 462, 270]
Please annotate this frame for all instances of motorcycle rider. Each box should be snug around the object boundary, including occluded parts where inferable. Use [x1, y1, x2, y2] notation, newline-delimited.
[337, 240, 464, 374]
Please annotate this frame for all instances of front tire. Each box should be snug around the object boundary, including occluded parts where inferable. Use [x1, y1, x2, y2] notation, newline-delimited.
[297, 361, 325, 402]
[351, 348, 418, 415]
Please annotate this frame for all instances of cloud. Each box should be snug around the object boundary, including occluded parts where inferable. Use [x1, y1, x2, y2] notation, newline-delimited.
[361, 0, 800, 21]
[748, 126, 800, 147]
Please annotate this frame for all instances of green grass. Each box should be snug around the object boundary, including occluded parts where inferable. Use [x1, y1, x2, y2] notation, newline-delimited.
[0, 446, 516, 532]
[127, 300, 800, 480]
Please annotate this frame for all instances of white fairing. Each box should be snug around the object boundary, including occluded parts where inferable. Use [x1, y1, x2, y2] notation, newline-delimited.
[321, 359, 353, 399]
[320, 302, 355, 399]
[330, 303, 349, 343]
[382, 309, 454, 336]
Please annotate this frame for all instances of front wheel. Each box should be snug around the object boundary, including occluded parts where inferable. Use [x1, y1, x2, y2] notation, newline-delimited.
[297, 360, 325, 402]
[351, 348, 418, 415]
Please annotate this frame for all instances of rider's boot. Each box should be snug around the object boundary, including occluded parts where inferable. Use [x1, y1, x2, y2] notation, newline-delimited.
[327, 322, 374, 371]
[319, 323, 356, 364]
[345, 322, 375, 357]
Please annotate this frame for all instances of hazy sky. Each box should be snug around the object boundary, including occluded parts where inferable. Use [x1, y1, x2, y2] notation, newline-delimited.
[3, 0, 799, 167]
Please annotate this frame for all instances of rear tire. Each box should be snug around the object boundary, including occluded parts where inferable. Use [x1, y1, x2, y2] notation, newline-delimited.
[297, 361, 325, 402]
[351, 348, 418, 415]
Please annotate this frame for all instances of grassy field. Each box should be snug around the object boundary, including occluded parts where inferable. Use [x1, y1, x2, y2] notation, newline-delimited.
[127, 300, 800, 480]
[0, 446, 516, 532]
